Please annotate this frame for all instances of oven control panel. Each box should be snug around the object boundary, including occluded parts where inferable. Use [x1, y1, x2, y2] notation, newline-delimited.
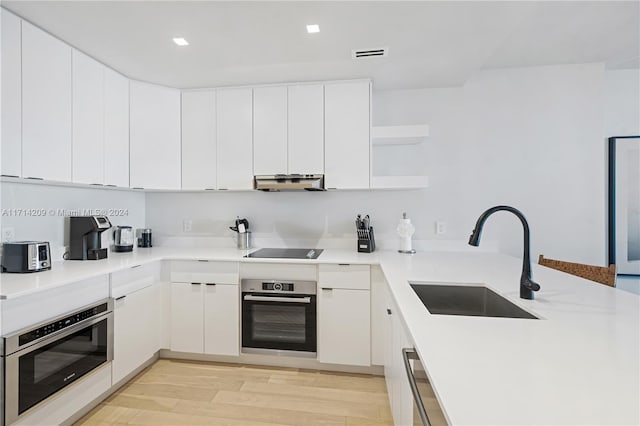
[18, 302, 109, 346]
[262, 282, 294, 292]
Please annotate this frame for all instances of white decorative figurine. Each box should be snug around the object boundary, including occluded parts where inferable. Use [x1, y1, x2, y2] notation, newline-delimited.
[397, 212, 416, 254]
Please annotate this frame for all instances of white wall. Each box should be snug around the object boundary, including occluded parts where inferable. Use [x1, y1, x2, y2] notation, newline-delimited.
[460, 63, 607, 265]
[0, 182, 145, 260]
[605, 69, 640, 136]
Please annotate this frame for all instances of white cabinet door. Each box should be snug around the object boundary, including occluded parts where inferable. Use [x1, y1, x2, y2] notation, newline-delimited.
[1, 10, 22, 177]
[181, 90, 217, 190]
[204, 283, 239, 356]
[130, 81, 181, 189]
[324, 81, 370, 189]
[318, 288, 371, 366]
[217, 88, 253, 190]
[72, 50, 104, 185]
[389, 299, 414, 426]
[21, 21, 72, 182]
[112, 284, 157, 384]
[104, 68, 130, 187]
[170, 282, 204, 353]
[288, 84, 324, 175]
[253, 86, 287, 175]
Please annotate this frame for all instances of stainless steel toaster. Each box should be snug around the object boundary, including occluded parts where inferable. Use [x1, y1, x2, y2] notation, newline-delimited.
[1, 241, 51, 273]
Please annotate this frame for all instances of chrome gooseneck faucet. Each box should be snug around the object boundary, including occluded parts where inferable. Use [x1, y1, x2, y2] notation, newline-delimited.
[468, 205, 541, 300]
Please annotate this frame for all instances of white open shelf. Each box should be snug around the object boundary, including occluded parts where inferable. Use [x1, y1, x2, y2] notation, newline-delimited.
[371, 124, 429, 145]
[370, 175, 429, 189]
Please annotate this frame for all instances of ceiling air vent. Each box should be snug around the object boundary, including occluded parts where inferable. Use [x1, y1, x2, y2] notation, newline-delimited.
[352, 47, 388, 59]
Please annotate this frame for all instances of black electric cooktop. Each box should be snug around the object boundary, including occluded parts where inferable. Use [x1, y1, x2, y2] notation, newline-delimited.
[245, 248, 324, 259]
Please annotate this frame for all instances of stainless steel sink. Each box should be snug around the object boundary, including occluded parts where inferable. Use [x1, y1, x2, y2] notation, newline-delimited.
[409, 283, 538, 319]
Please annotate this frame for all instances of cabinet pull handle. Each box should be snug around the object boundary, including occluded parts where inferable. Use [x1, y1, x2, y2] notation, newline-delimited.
[321, 287, 333, 291]
[25, 176, 44, 180]
[338, 263, 350, 266]
[130, 264, 141, 269]
[105, 184, 117, 187]
[197, 259, 210, 262]
[191, 282, 202, 285]
[387, 308, 392, 315]
[115, 295, 126, 301]
[132, 187, 144, 190]
[204, 188, 216, 191]
[402, 348, 431, 426]
[205, 283, 216, 286]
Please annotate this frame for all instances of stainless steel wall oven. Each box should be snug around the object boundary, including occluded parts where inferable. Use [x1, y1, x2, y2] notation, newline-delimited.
[1, 299, 113, 425]
[242, 279, 316, 356]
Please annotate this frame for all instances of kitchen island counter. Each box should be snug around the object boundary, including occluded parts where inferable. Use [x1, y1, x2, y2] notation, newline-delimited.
[378, 250, 639, 425]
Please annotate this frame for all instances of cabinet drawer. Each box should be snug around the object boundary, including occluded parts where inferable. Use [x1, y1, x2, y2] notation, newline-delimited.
[170, 260, 239, 284]
[111, 262, 159, 299]
[318, 264, 370, 290]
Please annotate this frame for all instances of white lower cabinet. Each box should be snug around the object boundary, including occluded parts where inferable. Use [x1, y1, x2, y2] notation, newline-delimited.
[112, 283, 159, 384]
[170, 281, 239, 356]
[204, 284, 240, 356]
[318, 264, 371, 366]
[170, 282, 204, 353]
[383, 283, 415, 426]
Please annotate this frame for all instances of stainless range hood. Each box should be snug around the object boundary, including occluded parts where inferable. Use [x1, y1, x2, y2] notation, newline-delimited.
[254, 174, 325, 191]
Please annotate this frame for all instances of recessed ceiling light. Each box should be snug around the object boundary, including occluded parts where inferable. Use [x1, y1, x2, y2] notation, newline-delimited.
[306, 24, 320, 34]
[173, 37, 189, 46]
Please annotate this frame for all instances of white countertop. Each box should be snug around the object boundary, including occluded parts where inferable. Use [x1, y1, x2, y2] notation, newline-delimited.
[0, 247, 378, 300]
[1, 247, 638, 425]
[378, 250, 640, 425]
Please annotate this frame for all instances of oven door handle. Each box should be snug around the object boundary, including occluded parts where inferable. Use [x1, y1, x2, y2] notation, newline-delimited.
[243, 295, 311, 304]
[5, 312, 113, 358]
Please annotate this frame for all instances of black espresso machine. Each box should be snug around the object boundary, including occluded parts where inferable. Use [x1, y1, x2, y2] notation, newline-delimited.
[69, 216, 112, 260]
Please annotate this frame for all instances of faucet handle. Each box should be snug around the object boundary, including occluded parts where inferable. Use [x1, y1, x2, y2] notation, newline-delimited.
[523, 278, 541, 292]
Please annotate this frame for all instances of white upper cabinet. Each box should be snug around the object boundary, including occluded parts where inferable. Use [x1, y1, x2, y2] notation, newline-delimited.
[217, 88, 253, 190]
[72, 50, 104, 185]
[181, 90, 217, 190]
[253, 86, 288, 175]
[21, 21, 72, 182]
[288, 84, 324, 175]
[129, 81, 181, 189]
[104, 68, 130, 187]
[324, 80, 371, 189]
[253, 84, 324, 176]
[1, 10, 22, 177]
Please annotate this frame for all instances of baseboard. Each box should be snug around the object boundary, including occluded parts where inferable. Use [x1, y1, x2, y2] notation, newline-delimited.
[159, 349, 384, 375]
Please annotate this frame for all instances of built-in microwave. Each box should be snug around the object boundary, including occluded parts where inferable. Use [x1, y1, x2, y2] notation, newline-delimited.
[1, 299, 113, 425]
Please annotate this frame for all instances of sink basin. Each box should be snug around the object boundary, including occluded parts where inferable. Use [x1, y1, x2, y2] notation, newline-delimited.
[409, 283, 538, 319]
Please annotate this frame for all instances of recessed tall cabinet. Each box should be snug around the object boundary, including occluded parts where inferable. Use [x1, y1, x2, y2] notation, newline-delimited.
[1, 9, 22, 178]
[21, 21, 72, 182]
[129, 81, 181, 189]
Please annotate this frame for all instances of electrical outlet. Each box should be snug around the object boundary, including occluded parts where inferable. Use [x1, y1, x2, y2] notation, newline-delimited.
[183, 220, 192, 232]
[2, 227, 15, 242]
[435, 221, 447, 235]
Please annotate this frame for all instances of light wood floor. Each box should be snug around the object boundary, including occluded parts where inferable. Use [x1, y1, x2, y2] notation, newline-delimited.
[75, 359, 394, 426]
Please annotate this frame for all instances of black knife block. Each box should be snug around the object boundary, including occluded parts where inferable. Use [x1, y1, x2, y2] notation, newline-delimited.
[358, 227, 376, 253]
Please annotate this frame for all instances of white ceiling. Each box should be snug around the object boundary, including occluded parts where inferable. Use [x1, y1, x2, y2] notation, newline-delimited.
[3, 1, 639, 90]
